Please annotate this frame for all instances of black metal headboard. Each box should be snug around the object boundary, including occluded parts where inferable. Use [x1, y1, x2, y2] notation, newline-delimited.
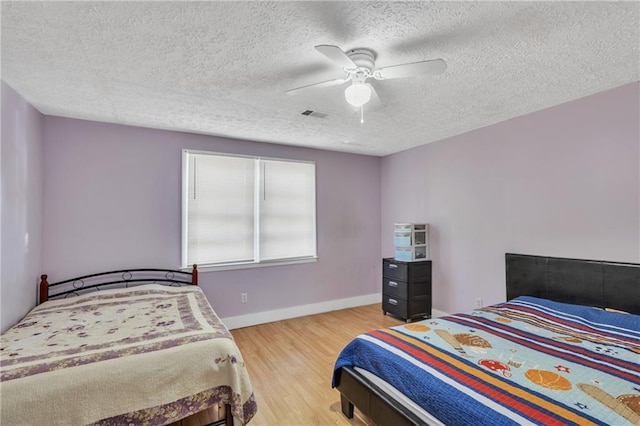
[506, 253, 640, 315]
[39, 265, 198, 304]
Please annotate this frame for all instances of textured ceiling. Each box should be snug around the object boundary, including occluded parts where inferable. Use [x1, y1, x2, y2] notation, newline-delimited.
[2, 2, 639, 156]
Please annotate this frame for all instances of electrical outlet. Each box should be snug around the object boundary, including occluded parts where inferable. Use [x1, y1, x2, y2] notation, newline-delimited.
[475, 298, 483, 308]
[241, 293, 248, 303]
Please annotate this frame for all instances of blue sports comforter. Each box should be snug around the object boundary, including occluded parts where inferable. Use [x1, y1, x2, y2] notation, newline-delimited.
[333, 296, 640, 425]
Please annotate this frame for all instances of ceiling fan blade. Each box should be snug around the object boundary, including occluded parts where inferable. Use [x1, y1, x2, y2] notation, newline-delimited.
[366, 83, 383, 112]
[315, 45, 356, 69]
[373, 59, 447, 80]
[286, 77, 347, 96]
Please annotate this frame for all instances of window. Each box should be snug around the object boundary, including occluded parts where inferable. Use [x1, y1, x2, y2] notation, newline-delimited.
[182, 150, 316, 269]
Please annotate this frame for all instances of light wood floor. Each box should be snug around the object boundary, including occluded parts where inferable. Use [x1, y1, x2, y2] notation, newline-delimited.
[172, 304, 403, 426]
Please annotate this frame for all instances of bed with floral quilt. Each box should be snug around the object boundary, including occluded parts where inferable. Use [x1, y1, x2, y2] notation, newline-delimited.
[0, 283, 257, 425]
[334, 295, 640, 425]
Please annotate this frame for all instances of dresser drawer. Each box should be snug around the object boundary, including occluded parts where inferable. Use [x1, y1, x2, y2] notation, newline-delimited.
[382, 295, 407, 318]
[383, 277, 407, 298]
[382, 259, 408, 281]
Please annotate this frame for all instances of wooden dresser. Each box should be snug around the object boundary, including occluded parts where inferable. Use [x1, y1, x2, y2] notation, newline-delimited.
[382, 258, 432, 322]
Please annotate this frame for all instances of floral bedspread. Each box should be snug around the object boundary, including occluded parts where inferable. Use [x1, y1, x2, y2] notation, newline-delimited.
[334, 296, 640, 425]
[1, 284, 256, 425]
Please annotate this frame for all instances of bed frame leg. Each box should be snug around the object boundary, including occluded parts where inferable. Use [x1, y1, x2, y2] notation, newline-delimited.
[224, 403, 233, 426]
[340, 394, 354, 419]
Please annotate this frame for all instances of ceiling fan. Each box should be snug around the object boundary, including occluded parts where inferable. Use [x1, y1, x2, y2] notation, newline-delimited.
[286, 45, 447, 113]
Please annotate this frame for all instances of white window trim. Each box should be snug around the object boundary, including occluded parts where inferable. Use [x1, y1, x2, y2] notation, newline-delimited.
[181, 149, 318, 271]
[180, 256, 318, 273]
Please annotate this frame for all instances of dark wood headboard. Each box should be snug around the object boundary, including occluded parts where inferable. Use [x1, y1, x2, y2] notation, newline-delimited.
[506, 253, 640, 315]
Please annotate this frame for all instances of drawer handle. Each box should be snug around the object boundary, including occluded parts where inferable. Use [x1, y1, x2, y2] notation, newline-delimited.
[388, 281, 398, 287]
[388, 264, 398, 269]
[388, 298, 398, 305]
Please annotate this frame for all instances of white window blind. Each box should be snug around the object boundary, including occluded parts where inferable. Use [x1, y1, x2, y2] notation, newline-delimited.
[183, 150, 316, 268]
[259, 159, 316, 261]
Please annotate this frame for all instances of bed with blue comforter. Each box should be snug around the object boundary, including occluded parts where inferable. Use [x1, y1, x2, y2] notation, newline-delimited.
[333, 296, 640, 425]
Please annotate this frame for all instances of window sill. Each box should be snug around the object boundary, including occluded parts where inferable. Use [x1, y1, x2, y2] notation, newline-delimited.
[181, 257, 318, 273]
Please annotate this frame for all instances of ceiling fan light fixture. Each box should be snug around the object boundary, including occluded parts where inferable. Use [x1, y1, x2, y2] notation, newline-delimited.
[344, 82, 372, 107]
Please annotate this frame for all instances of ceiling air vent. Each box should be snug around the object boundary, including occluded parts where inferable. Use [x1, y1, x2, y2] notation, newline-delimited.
[301, 110, 328, 119]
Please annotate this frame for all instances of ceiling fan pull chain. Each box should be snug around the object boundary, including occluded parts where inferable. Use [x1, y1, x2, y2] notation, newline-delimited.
[360, 106, 364, 124]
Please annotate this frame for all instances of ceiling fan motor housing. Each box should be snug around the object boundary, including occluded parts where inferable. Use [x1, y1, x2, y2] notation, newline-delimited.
[347, 48, 375, 72]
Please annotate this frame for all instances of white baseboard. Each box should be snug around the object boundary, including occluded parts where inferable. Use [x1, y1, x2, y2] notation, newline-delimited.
[222, 295, 450, 330]
[222, 293, 381, 330]
[431, 308, 448, 318]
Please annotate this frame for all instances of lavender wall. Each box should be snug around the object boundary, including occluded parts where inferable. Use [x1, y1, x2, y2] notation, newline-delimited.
[42, 118, 381, 318]
[382, 82, 640, 314]
[10, 81, 637, 327]
[1, 82, 44, 332]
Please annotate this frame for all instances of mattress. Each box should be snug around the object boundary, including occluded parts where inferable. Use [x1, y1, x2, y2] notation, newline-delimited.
[0, 284, 257, 425]
[334, 296, 640, 425]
